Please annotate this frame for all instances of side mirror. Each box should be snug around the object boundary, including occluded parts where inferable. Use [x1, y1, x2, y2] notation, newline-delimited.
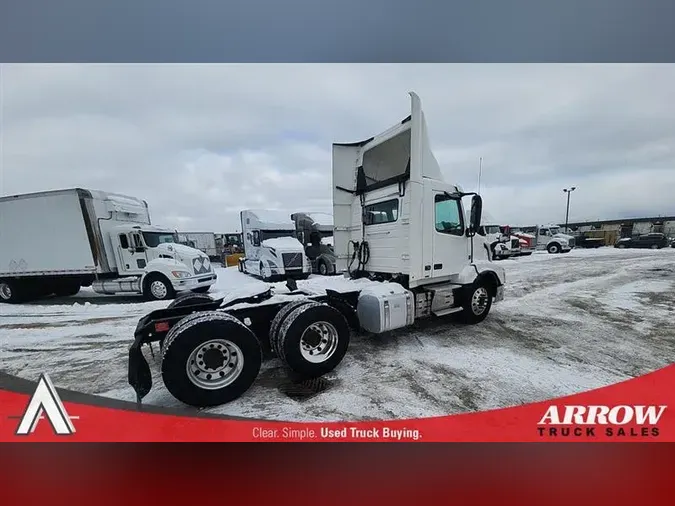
[503, 225, 511, 236]
[469, 195, 482, 236]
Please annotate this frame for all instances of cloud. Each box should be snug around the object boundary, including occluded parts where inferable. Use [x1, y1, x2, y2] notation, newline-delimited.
[1, 64, 674, 232]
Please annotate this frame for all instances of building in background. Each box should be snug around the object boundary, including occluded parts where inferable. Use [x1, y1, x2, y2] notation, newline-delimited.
[554, 216, 675, 246]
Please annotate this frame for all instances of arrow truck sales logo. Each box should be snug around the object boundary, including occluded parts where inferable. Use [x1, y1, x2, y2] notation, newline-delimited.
[537, 405, 667, 438]
[13, 374, 78, 436]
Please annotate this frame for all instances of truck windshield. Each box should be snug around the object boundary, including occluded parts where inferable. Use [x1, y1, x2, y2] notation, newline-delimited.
[549, 227, 561, 235]
[484, 226, 500, 234]
[143, 232, 178, 247]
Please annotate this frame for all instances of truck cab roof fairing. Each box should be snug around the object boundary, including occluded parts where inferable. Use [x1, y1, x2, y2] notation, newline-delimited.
[332, 92, 444, 196]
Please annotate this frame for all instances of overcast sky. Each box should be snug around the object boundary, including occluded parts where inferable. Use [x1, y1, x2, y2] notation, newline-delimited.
[1, 64, 674, 232]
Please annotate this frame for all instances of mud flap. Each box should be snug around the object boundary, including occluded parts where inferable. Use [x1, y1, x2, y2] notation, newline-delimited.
[128, 340, 152, 405]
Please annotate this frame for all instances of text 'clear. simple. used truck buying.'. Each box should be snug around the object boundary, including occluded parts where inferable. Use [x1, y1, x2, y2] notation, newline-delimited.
[128, 93, 506, 408]
[0, 189, 217, 303]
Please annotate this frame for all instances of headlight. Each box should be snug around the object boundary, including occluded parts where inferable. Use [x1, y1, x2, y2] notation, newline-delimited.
[171, 270, 191, 278]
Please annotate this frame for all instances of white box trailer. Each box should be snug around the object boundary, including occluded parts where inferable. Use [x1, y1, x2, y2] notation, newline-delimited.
[0, 188, 217, 303]
[128, 93, 506, 408]
[177, 232, 219, 260]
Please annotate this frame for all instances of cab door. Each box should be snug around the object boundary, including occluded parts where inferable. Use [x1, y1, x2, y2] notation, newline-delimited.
[427, 182, 469, 280]
[118, 232, 148, 273]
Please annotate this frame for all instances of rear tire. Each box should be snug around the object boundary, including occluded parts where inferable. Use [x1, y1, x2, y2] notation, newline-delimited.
[0, 280, 23, 304]
[269, 299, 315, 357]
[318, 261, 328, 276]
[143, 274, 175, 301]
[161, 312, 262, 407]
[167, 292, 214, 309]
[458, 280, 493, 324]
[55, 282, 81, 297]
[277, 302, 350, 378]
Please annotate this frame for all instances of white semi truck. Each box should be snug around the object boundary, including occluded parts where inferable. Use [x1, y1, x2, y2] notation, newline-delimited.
[477, 211, 523, 260]
[238, 209, 311, 281]
[519, 224, 576, 254]
[127, 93, 506, 408]
[0, 188, 217, 303]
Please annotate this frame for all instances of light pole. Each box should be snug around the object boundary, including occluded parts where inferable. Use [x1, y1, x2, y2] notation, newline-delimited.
[563, 187, 576, 233]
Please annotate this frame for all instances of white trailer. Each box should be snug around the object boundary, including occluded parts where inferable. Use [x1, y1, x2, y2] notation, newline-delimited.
[0, 188, 217, 303]
[238, 209, 311, 281]
[128, 93, 506, 408]
[178, 232, 219, 260]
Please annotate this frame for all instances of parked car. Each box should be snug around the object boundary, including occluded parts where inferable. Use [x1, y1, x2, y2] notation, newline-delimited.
[614, 233, 668, 249]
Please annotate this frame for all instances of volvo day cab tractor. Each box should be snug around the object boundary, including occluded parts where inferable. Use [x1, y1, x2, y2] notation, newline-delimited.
[127, 93, 506, 409]
[0, 188, 216, 303]
[291, 212, 337, 276]
[238, 209, 311, 281]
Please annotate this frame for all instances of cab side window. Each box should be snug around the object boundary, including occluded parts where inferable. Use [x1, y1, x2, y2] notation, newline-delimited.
[363, 199, 399, 226]
[434, 194, 464, 236]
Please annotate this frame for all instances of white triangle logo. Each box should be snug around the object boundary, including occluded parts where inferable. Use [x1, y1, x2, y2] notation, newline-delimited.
[15, 373, 77, 436]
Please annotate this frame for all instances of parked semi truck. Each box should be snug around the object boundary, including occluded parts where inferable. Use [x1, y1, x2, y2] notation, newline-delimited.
[127, 93, 506, 408]
[519, 224, 575, 254]
[291, 212, 337, 276]
[238, 209, 311, 281]
[0, 188, 217, 303]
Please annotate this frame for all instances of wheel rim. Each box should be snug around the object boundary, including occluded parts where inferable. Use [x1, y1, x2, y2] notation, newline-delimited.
[651, 244, 658, 249]
[186, 339, 244, 390]
[319, 263, 327, 275]
[0, 283, 12, 300]
[300, 321, 339, 364]
[550, 246, 559, 253]
[471, 287, 489, 315]
[150, 280, 168, 299]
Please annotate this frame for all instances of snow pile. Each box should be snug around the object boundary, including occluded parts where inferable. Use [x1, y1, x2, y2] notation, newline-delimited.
[246, 209, 294, 228]
[306, 212, 333, 226]
[261, 237, 304, 250]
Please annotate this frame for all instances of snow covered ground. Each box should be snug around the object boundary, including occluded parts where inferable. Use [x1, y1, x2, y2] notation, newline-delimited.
[1, 247, 674, 421]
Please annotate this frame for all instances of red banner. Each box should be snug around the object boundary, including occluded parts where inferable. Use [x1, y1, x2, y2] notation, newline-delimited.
[1, 364, 673, 442]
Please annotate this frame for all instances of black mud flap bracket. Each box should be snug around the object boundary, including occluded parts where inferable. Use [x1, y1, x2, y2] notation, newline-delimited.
[128, 338, 152, 406]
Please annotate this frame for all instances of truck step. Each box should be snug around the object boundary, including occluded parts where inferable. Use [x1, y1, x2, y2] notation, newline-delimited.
[431, 306, 463, 317]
